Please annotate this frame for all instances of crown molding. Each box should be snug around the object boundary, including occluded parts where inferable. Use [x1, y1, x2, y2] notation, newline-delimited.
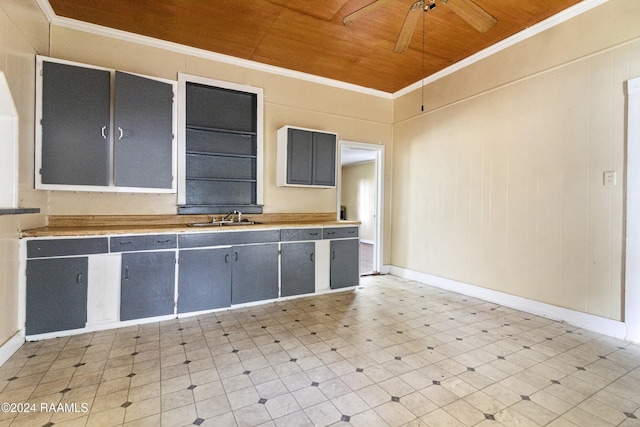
[393, 0, 610, 98]
[36, 0, 608, 100]
[38, 2, 392, 99]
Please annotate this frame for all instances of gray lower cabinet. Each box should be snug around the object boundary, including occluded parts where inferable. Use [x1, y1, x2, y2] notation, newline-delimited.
[330, 239, 360, 289]
[26, 257, 88, 335]
[177, 248, 232, 313]
[120, 251, 176, 321]
[281, 242, 315, 297]
[231, 244, 279, 304]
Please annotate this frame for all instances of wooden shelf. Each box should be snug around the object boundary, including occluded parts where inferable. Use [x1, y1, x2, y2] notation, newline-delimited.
[186, 124, 256, 136]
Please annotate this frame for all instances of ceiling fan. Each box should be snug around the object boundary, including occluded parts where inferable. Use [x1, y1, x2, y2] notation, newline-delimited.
[343, 0, 497, 53]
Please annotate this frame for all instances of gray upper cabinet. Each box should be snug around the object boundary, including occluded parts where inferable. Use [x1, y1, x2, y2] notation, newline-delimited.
[285, 129, 313, 185]
[114, 71, 174, 189]
[36, 56, 176, 193]
[277, 126, 337, 187]
[40, 60, 111, 186]
[312, 132, 337, 186]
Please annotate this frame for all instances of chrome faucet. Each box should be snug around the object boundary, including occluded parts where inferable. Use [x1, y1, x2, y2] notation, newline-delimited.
[222, 210, 242, 223]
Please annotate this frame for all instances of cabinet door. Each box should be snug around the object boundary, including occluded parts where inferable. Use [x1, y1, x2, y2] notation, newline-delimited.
[178, 248, 232, 313]
[287, 128, 313, 185]
[232, 244, 279, 304]
[281, 242, 315, 297]
[312, 132, 336, 186]
[120, 251, 175, 321]
[40, 61, 110, 186]
[330, 239, 360, 289]
[26, 257, 88, 335]
[114, 71, 174, 189]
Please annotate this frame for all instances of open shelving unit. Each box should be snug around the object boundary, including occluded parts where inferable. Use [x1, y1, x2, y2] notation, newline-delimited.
[179, 79, 263, 214]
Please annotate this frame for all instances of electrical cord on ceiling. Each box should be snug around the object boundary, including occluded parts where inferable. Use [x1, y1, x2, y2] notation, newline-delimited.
[421, 4, 426, 112]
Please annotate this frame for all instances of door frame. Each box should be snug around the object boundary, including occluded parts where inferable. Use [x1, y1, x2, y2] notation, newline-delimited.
[337, 140, 385, 274]
[625, 77, 640, 343]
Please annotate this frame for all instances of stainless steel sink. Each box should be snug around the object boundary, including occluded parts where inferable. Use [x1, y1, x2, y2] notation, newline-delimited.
[187, 220, 261, 227]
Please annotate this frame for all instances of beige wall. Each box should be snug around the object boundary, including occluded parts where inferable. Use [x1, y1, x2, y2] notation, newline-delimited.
[47, 26, 394, 216]
[0, 2, 394, 351]
[341, 162, 376, 242]
[0, 0, 49, 347]
[2, 0, 637, 355]
[391, 0, 640, 321]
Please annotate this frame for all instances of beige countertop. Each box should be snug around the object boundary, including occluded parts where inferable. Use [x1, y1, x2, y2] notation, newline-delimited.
[20, 214, 359, 238]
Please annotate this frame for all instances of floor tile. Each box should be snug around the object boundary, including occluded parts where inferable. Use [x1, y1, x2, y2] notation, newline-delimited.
[1, 275, 639, 426]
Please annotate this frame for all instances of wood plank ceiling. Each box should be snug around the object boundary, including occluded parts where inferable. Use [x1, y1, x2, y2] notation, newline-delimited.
[48, 0, 582, 93]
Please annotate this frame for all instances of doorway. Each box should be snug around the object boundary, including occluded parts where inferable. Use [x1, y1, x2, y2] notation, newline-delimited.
[337, 141, 384, 275]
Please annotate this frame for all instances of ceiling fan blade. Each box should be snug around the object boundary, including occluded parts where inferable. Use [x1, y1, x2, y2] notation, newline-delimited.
[394, 1, 424, 53]
[441, 0, 496, 32]
[343, 0, 395, 25]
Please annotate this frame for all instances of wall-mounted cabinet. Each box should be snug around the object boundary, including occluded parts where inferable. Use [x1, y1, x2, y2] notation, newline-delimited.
[178, 74, 264, 214]
[277, 126, 337, 188]
[35, 56, 177, 193]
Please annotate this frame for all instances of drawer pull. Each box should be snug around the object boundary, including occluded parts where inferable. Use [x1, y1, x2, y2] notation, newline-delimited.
[309, 232, 319, 236]
[348, 230, 356, 234]
[327, 232, 336, 235]
[157, 239, 172, 244]
[119, 241, 132, 245]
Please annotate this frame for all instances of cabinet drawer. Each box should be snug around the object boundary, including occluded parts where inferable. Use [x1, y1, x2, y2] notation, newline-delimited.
[110, 234, 177, 252]
[280, 228, 322, 241]
[27, 238, 108, 258]
[323, 227, 358, 239]
[179, 230, 280, 249]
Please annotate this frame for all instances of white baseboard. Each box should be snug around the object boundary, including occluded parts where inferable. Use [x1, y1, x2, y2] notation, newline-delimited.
[389, 266, 628, 340]
[0, 330, 24, 367]
[380, 264, 392, 274]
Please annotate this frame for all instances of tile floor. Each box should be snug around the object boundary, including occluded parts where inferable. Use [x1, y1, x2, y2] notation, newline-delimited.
[1, 275, 640, 427]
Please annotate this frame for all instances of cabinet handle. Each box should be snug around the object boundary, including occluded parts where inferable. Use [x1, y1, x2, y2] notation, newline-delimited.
[101, 126, 107, 139]
[332, 251, 336, 260]
[124, 267, 129, 280]
[310, 253, 314, 262]
[224, 254, 229, 264]
[76, 272, 84, 285]
[234, 251, 239, 262]
[119, 241, 132, 245]
[118, 127, 124, 140]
